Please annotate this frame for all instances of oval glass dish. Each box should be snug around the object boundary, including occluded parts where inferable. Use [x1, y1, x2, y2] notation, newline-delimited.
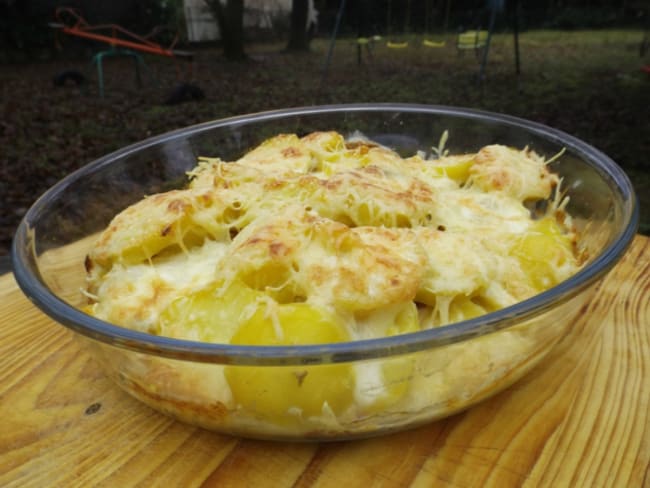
[12, 104, 638, 441]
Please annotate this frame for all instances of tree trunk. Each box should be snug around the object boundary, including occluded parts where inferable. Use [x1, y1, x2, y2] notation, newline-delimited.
[286, 0, 310, 51]
[204, 0, 246, 60]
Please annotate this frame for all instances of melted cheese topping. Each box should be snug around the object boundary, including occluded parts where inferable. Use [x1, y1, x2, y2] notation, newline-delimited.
[85, 132, 581, 339]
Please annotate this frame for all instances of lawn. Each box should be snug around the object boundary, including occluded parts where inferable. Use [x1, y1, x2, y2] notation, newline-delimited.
[1, 28, 648, 256]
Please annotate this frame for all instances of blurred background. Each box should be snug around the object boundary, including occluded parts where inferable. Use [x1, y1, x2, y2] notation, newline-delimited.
[1, 0, 649, 260]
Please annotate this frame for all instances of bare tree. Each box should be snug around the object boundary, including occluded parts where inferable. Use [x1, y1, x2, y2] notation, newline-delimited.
[204, 0, 246, 60]
[286, 0, 310, 51]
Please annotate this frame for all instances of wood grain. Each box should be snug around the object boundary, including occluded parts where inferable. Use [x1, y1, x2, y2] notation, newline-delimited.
[1, 235, 648, 488]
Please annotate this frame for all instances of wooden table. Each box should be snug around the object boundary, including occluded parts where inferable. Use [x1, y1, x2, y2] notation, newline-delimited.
[1, 236, 648, 487]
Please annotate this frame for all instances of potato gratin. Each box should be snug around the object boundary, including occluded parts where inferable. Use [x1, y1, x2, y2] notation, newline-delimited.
[83, 131, 584, 434]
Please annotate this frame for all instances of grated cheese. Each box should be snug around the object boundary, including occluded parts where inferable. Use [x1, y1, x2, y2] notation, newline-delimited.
[84, 132, 582, 340]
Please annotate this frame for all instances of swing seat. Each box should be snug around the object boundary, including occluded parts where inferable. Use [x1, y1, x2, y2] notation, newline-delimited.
[456, 30, 488, 54]
[357, 36, 382, 46]
[387, 41, 409, 49]
[423, 39, 446, 48]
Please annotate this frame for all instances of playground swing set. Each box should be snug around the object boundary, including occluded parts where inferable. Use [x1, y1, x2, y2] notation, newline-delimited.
[384, 0, 450, 50]
[322, 0, 521, 89]
[352, 0, 451, 60]
[49, 7, 197, 100]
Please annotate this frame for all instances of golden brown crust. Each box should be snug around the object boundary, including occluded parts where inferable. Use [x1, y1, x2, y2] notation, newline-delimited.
[84, 132, 581, 337]
[470, 145, 558, 200]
